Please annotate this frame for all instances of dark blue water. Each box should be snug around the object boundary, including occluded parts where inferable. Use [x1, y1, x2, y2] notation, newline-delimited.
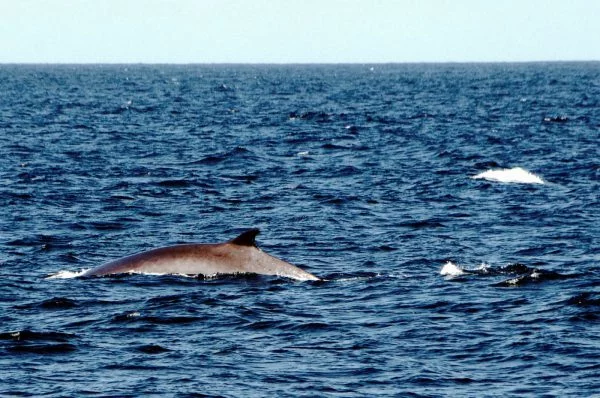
[1, 63, 598, 397]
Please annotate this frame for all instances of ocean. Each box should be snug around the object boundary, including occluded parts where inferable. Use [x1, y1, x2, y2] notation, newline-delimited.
[0, 63, 598, 397]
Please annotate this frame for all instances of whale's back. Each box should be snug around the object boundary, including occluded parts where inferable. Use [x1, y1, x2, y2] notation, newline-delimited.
[80, 229, 319, 281]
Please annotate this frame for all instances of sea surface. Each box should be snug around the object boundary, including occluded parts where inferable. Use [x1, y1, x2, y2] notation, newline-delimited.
[0, 63, 598, 397]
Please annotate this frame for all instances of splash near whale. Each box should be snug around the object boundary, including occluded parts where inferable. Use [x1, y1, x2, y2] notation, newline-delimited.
[440, 261, 577, 286]
[79, 229, 319, 281]
[472, 167, 544, 184]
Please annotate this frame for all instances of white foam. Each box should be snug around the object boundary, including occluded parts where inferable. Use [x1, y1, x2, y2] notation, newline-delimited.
[472, 167, 544, 184]
[504, 277, 521, 286]
[122, 311, 141, 318]
[46, 269, 89, 279]
[440, 261, 465, 276]
[475, 263, 491, 274]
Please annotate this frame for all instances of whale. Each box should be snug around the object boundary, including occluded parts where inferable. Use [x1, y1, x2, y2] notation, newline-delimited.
[80, 229, 319, 281]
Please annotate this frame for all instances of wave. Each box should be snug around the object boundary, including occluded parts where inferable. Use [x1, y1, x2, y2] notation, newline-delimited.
[471, 167, 544, 184]
[0, 330, 78, 354]
[440, 261, 577, 286]
[46, 270, 88, 279]
[440, 261, 467, 276]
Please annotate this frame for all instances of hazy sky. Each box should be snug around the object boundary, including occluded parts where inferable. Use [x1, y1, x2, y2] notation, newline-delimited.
[1, 0, 598, 63]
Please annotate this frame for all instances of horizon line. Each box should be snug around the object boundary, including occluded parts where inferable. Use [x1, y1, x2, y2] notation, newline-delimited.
[1, 59, 598, 66]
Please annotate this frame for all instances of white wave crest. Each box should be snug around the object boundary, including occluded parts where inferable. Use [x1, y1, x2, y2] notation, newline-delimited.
[472, 167, 544, 184]
[440, 261, 465, 276]
[46, 269, 89, 279]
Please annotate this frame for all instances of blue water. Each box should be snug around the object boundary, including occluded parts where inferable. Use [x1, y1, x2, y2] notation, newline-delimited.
[1, 63, 599, 397]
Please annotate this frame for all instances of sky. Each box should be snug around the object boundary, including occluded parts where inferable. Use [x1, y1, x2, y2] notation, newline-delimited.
[1, 0, 598, 64]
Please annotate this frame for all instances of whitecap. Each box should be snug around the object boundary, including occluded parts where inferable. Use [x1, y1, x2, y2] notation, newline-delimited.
[472, 167, 544, 184]
[440, 261, 465, 276]
[46, 269, 89, 279]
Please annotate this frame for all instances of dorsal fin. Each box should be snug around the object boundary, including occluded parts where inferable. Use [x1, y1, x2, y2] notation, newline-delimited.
[230, 228, 260, 247]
